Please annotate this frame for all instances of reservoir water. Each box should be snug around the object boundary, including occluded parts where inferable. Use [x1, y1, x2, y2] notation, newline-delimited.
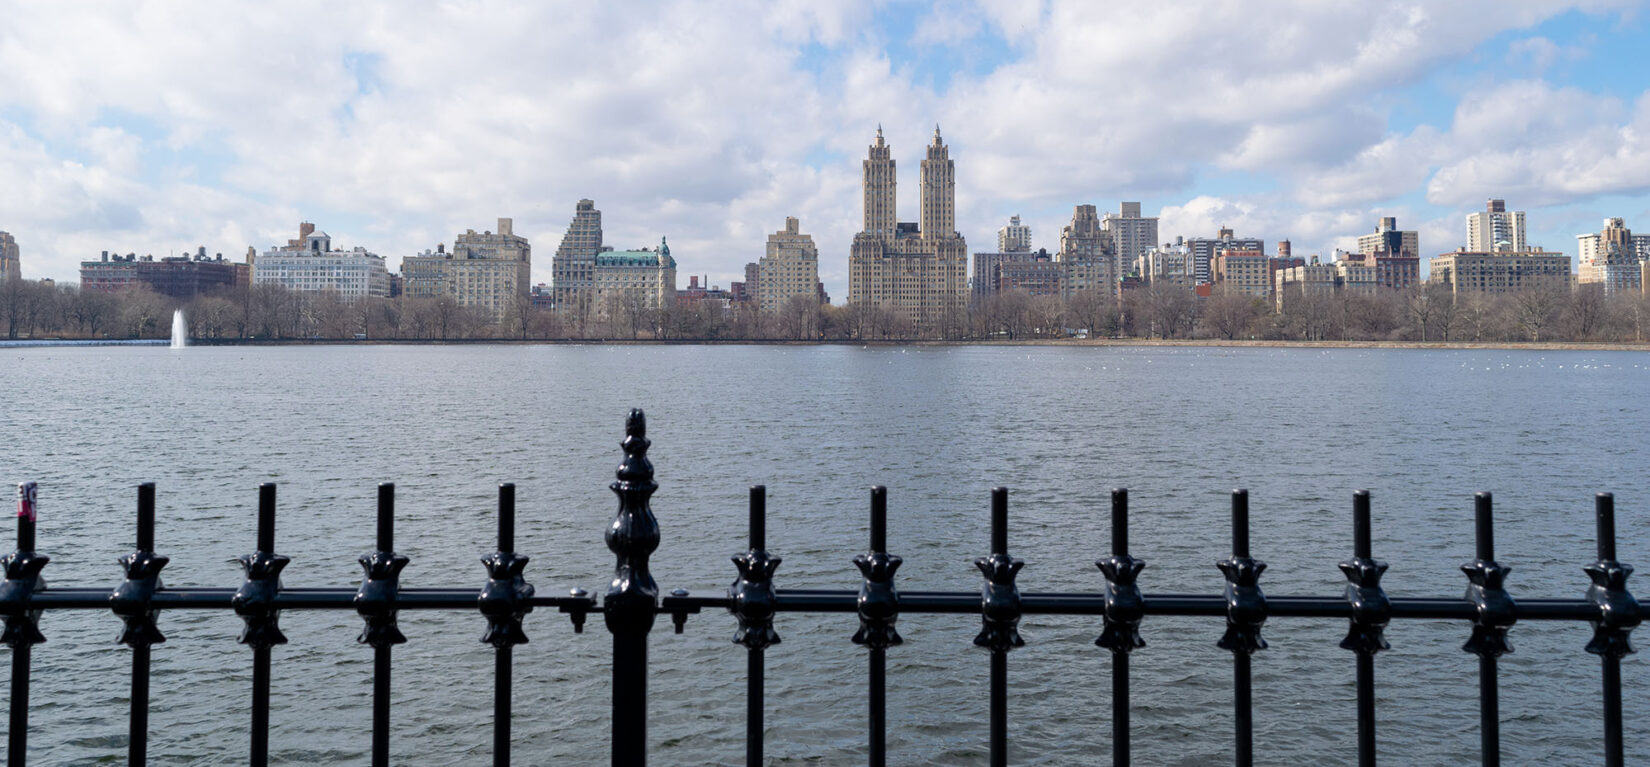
[1, 343, 1647, 765]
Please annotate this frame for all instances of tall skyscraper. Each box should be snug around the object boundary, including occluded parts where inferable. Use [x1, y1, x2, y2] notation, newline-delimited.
[0, 231, 18, 281]
[848, 126, 969, 335]
[997, 215, 1031, 253]
[1577, 217, 1641, 294]
[553, 199, 604, 311]
[758, 216, 820, 313]
[1466, 199, 1527, 252]
[1101, 202, 1158, 277]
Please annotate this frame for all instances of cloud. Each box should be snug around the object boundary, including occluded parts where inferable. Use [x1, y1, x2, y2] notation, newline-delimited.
[0, 0, 1644, 290]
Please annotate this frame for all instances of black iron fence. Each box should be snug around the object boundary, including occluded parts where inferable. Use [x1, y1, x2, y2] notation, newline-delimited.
[0, 409, 1640, 766]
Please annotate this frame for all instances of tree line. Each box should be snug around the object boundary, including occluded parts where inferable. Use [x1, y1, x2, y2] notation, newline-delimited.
[3, 277, 1649, 343]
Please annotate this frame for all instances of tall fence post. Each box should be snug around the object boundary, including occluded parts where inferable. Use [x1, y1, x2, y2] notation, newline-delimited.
[111, 482, 168, 767]
[232, 483, 288, 767]
[1584, 492, 1637, 767]
[2, 482, 48, 767]
[730, 485, 780, 767]
[605, 410, 660, 767]
[1098, 488, 1145, 767]
[854, 486, 902, 767]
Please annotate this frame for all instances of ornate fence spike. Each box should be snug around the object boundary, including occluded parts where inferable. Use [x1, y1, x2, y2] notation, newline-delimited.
[1, 482, 49, 649]
[111, 483, 168, 648]
[1462, 492, 1515, 659]
[1098, 488, 1146, 652]
[731, 487, 782, 650]
[355, 484, 409, 648]
[1217, 490, 1267, 654]
[1585, 493, 1638, 659]
[233, 484, 290, 649]
[1340, 490, 1390, 655]
[853, 486, 902, 649]
[480, 484, 535, 649]
[604, 408, 660, 636]
[975, 487, 1024, 652]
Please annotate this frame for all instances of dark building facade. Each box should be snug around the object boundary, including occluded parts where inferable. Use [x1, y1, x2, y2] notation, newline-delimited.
[81, 251, 242, 299]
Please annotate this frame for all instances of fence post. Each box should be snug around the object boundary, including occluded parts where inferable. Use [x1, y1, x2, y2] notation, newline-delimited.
[1584, 492, 1637, 767]
[111, 483, 168, 767]
[1462, 492, 1514, 767]
[1217, 489, 1266, 767]
[232, 483, 289, 767]
[2, 482, 48, 767]
[1339, 490, 1390, 767]
[854, 486, 902, 767]
[1098, 488, 1145, 767]
[730, 485, 780, 767]
[975, 487, 1023, 767]
[480, 483, 534, 767]
[354, 483, 408, 767]
[604, 410, 660, 767]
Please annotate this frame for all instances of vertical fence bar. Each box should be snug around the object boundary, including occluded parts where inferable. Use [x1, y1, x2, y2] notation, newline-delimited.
[354, 483, 408, 767]
[495, 483, 515, 767]
[234, 481, 289, 767]
[1098, 488, 1145, 767]
[731, 485, 781, 766]
[251, 483, 276, 767]
[1584, 492, 1638, 767]
[373, 484, 394, 767]
[5, 481, 47, 767]
[1217, 489, 1267, 767]
[605, 411, 660, 767]
[1462, 491, 1513, 767]
[111, 482, 169, 767]
[975, 486, 1023, 767]
[1340, 490, 1389, 767]
[854, 485, 902, 767]
[480, 480, 534, 767]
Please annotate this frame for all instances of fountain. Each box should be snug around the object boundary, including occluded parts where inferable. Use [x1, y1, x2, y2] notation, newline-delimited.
[170, 309, 187, 349]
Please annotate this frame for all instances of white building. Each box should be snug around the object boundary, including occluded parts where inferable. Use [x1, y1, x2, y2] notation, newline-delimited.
[996, 214, 1032, 253]
[593, 237, 677, 320]
[1135, 242, 1192, 287]
[1466, 199, 1526, 253]
[253, 224, 388, 300]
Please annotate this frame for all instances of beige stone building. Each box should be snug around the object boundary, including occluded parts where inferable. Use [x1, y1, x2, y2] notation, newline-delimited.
[401, 217, 530, 321]
[1577, 218, 1641, 294]
[593, 237, 677, 322]
[553, 199, 604, 311]
[0, 231, 18, 281]
[1428, 249, 1572, 296]
[1212, 249, 1271, 298]
[1136, 243, 1193, 288]
[848, 126, 969, 334]
[1274, 260, 1341, 311]
[1357, 217, 1420, 258]
[1057, 204, 1117, 300]
[758, 217, 820, 313]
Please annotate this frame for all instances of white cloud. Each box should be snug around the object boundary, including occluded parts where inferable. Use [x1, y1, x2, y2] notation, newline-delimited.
[0, 0, 1645, 291]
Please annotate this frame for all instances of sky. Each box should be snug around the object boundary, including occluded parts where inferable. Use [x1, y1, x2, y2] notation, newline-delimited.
[2, 0, 1650, 297]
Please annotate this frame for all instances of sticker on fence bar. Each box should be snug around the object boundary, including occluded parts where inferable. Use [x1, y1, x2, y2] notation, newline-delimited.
[16, 482, 36, 521]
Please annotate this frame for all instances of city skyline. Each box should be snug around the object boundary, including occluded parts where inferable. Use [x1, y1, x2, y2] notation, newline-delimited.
[2, 2, 1649, 300]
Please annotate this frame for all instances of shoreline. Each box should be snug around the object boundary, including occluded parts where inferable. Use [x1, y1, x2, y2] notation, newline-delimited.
[15, 337, 1646, 352]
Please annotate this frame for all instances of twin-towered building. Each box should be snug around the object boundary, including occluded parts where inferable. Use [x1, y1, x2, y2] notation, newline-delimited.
[848, 126, 969, 332]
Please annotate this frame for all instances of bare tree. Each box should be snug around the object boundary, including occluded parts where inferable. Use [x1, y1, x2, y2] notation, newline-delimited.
[1200, 288, 1259, 340]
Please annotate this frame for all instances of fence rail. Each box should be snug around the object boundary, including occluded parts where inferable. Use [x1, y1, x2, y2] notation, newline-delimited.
[1, 409, 1640, 766]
